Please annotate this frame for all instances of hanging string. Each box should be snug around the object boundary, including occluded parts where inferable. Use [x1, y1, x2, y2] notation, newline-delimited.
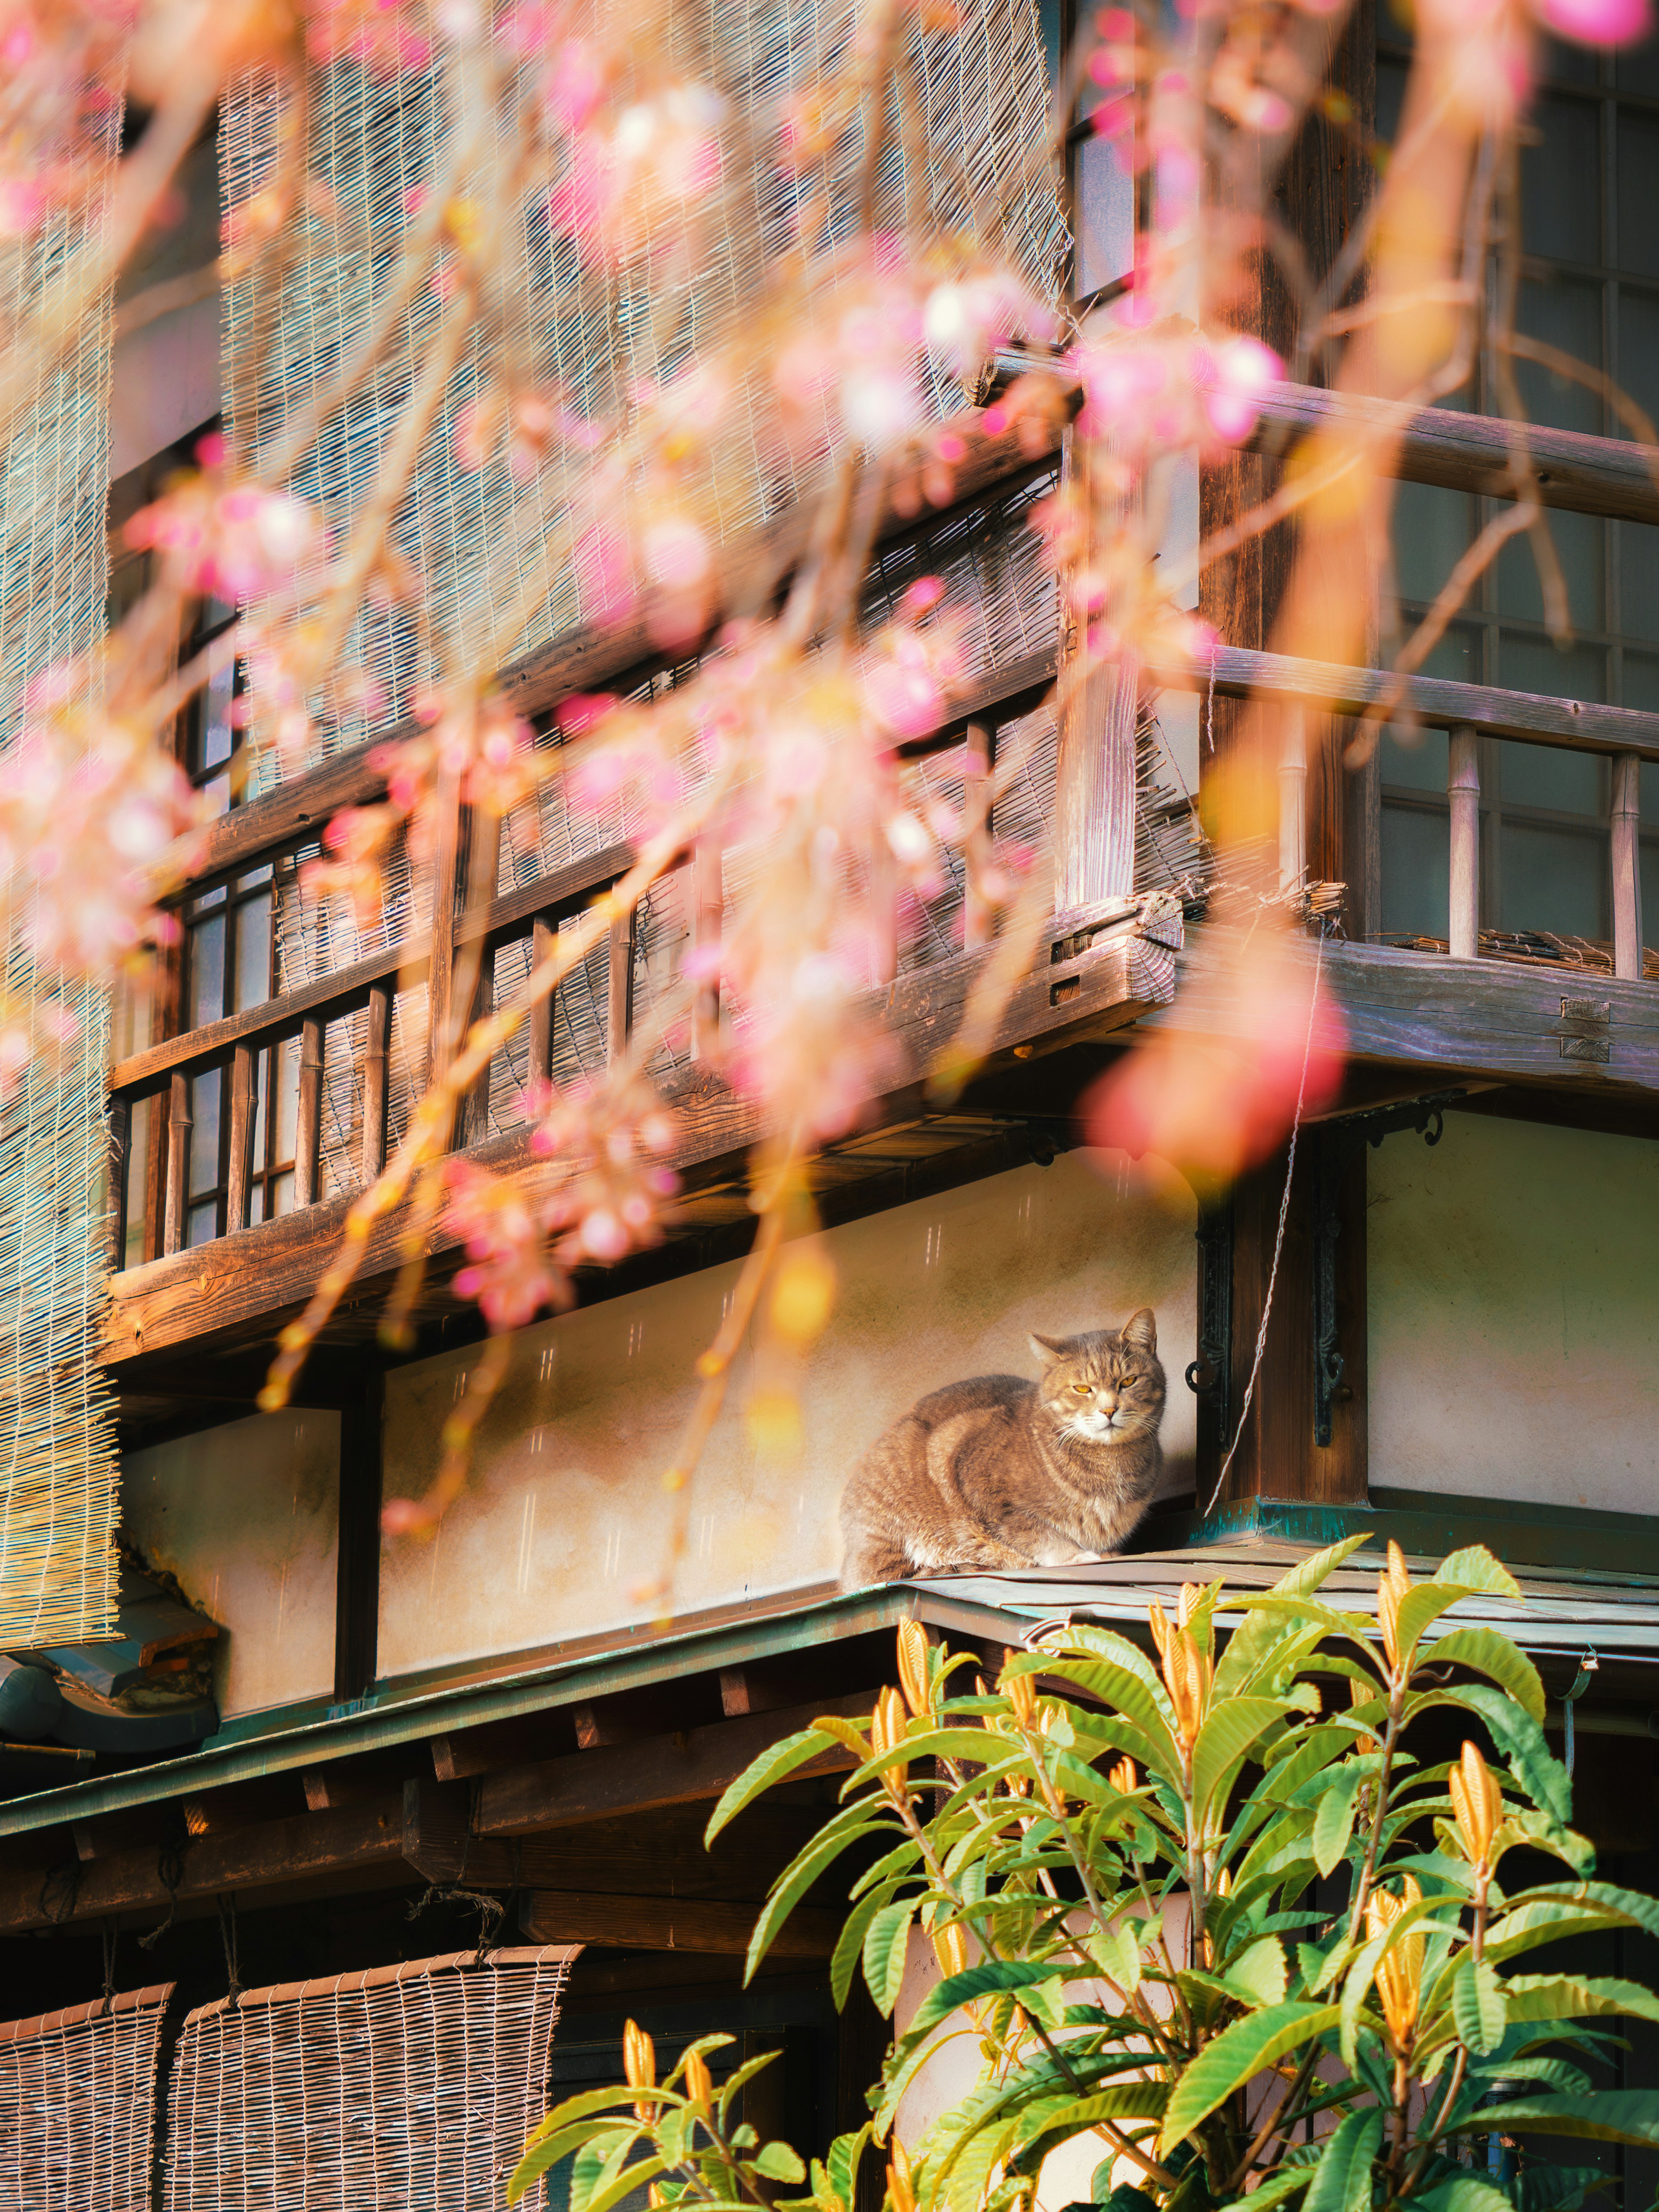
[1201, 928, 1326, 1517]
[100, 1916, 118, 2017]
[137, 1817, 189, 1952]
[1563, 1649, 1599, 1781]
[217, 1891, 243, 2008]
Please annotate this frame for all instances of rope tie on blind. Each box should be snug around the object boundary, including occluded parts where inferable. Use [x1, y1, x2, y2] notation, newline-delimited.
[100, 1916, 118, 2016]
[137, 1806, 192, 1951]
[407, 1776, 503, 1964]
[1201, 925, 1326, 1517]
[217, 1891, 243, 2007]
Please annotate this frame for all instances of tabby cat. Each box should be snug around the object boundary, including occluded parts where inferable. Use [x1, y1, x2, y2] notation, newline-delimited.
[838, 1312, 1165, 1589]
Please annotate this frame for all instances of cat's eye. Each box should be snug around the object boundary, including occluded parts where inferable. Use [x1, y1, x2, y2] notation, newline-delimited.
[1070, 1381, 1091, 1395]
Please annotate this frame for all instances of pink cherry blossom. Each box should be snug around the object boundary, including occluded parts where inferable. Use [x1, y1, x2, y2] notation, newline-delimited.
[534, 1079, 680, 1267]
[921, 272, 1054, 380]
[304, 0, 434, 73]
[444, 1159, 570, 1330]
[1535, 0, 1651, 39]
[127, 473, 323, 601]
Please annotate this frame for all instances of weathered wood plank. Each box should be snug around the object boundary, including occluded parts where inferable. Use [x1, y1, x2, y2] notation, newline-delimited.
[519, 1889, 837, 1955]
[1149, 931, 1659, 1095]
[476, 1694, 871, 1839]
[102, 900, 1173, 1364]
[0, 1798, 404, 1935]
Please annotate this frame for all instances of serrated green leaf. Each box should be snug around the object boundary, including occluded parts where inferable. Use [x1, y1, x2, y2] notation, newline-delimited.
[1514, 2167, 1606, 2212]
[1504, 1974, 1659, 2027]
[1453, 1955, 1506, 2054]
[1158, 2002, 1338, 2152]
[1437, 1545, 1522, 1599]
[1416, 2176, 1516, 2212]
[902, 1959, 1076, 2049]
[753, 2145, 807, 2183]
[1302, 2106, 1383, 2212]
[1417, 1684, 1571, 1825]
[863, 1898, 915, 2018]
[745, 1823, 884, 1983]
[1421, 1628, 1545, 1724]
[1214, 2168, 1318, 2212]
[1461, 2092, 1659, 2146]
[1087, 1920, 1144, 1995]
[1224, 1935, 1287, 2009]
[707, 1727, 845, 1845]
[1312, 1767, 1366, 1878]
[718, 2051, 783, 2121]
[1268, 1534, 1372, 1598]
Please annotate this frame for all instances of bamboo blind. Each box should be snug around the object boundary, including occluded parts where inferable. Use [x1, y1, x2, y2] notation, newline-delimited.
[161, 1945, 578, 2211]
[0, 1983, 173, 2212]
[0, 48, 124, 1646]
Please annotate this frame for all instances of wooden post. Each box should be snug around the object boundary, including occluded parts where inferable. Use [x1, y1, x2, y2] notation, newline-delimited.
[528, 915, 556, 1087]
[606, 904, 636, 1064]
[691, 842, 723, 1060]
[424, 768, 464, 1091]
[362, 982, 391, 1183]
[226, 1042, 257, 1231]
[1278, 708, 1307, 895]
[1612, 751, 1644, 981]
[334, 1368, 384, 1705]
[163, 1070, 190, 1256]
[1447, 725, 1480, 960]
[294, 1014, 324, 1207]
[963, 721, 994, 950]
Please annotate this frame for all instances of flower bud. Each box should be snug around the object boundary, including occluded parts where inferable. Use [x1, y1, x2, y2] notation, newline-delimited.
[1449, 1739, 1503, 1869]
[932, 1921, 969, 1978]
[871, 1685, 910, 1800]
[1376, 1541, 1412, 1671]
[1161, 1628, 1209, 1750]
[1108, 1756, 1137, 1796]
[887, 2139, 916, 2212]
[1147, 1598, 1170, 1659]
[683, 2048, 713, 2107]
[1365, 1876, 1424, 2049]
[897, 1620, 931, 1719]
[624, 2018, 655, 2120]
[1001, 1666, 1037, 1731]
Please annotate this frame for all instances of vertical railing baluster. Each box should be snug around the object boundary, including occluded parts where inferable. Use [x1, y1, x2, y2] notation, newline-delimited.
[1447, 725, 1481, 960]
[606, 903, 635, 1065]
[963, 720, 995, 950]
[362, 982, 391, 1183]
[528, 915, 556, 1089]
[109, 1094, 131, 1270]
[226, 1043, 257, 1231]
[1278, 707, 1307, 896]
[1612, 752, 1644, 982]
[295, 1015, 324, 1207]
[691, 842, 723, 1060]
[164, 1071, 190, 1255]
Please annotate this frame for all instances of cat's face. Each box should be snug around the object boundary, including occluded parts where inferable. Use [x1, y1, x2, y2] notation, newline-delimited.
[1029, 1312, 1164, 1446]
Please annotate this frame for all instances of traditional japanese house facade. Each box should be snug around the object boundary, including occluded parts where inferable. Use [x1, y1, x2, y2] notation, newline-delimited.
[0, 5, 1657, 2207]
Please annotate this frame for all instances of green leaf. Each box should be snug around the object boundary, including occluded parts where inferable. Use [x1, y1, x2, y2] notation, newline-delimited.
[896, 1961, 1077, 2063]
[827, 2127, 868, 2212]
[718, 2051, 784, 2121]
[1436, 1545, 1523, 1599]
[863, 1899, 915, 2018]
[522, 2085, 645, 2148]
[1504, 1974, 1659, 2028]
[1157, 2002, 1339, 2153]
[1011, 2085, 1170, 2178]
[707, 1726, 846, 1845]
[1267, 1534, 1372, 1599]
[1422, 1684, 1571, 1826]
[831, 1887, 894, 2012]
[1224, 1936, 1287, 2009]
[1514, 2168, 1606, 2212]
[745, 1823, 884, 1983]
[1191, 1698, 1292, 1824]
[1214, 2169, 1318, 2212]
[1421, 1628, 1545, 1725]
[1462, 2092, 1659, 2147]
[1453, 1955, 1506, 2055]
[1301, 2107, 1382, 2212]
[1312, 1767, 1366, 1878]
[585, 2157, 672, 2212]
[1087, 1920, 1143, 1996]
[1416, 2176, 1516, 2212]
[753, 2145, 807, 2183]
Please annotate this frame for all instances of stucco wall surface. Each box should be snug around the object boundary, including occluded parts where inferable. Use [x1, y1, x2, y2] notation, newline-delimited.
[377, 1148, 1198, 1678]
[1368, 1112, 1659, 1507]
[121, 1408, 340, 1718]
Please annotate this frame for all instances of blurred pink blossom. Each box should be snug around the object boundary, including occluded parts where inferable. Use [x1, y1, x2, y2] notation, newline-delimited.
[127, 473, 323, 601]
[305, 0, 433, 72]
[922, 272, 1054, 379]
[534, 1079, 680, 1266]
[1068, 329, 1282, 459]
[551, 81, 724, 261]
[445, 1160, 569, 1329]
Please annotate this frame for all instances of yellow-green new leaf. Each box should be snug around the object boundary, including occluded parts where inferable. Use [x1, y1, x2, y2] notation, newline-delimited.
[707, 1727, 850, 1844]
[1462, 2092, 1659, 2147]
[1224, 1936, 1288, 2009]
[1452, 1955, 1506, 2054]
[1504, 1974, 1659, 2027]
[1158, 2003, 1338, 2153]
[1419, 1628, 1545, 1724]
[1192, 1700, 1295, 1825]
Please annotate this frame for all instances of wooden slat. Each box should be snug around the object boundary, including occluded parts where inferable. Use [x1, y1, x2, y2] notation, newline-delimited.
[691, 843, 722, 1061]
[477, 1693, 871, 1839]
[424, 769, 464, 1089]
[963, 721, 994, 951]
[226, 1042, 256, 1231]
[101, 899, 1174, 1364]
[1447, 726, 1480, 963]
[294, 1014, 324, 1208]
[362, 982, 391, 1182]
[164, 1069, 189, 1256]
[605, 906, 635, 1064]
[528, 915, 556, 1084]
[519, 1889, 837, 1955]
[1612, 753, 1645, 982]
[108, 1093, 130, 1267]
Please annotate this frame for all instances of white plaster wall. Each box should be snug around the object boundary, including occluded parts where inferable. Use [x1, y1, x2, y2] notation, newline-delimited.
[121, 1409, 339, 1718]
[377, 1148, 1198, 1678]
[1368, 1114, 1659, 1507]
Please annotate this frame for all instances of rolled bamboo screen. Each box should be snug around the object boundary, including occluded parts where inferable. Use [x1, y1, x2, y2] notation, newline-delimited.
[0, 1983, 173, 2212]
[161, 1945, 578, 2210]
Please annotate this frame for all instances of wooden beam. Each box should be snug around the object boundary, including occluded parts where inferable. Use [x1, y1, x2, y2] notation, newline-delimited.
[475, 1693, 873, 1840]
[519, 1889, 836, 1955]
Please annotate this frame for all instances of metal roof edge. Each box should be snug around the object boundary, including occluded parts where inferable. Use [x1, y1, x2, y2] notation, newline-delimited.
[0, 1584, 950, 1839]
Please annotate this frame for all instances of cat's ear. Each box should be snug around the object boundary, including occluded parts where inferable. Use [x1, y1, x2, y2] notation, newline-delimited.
[1122, 1308, 1157, 1355]
[1029, 1332, 1069, 1368]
